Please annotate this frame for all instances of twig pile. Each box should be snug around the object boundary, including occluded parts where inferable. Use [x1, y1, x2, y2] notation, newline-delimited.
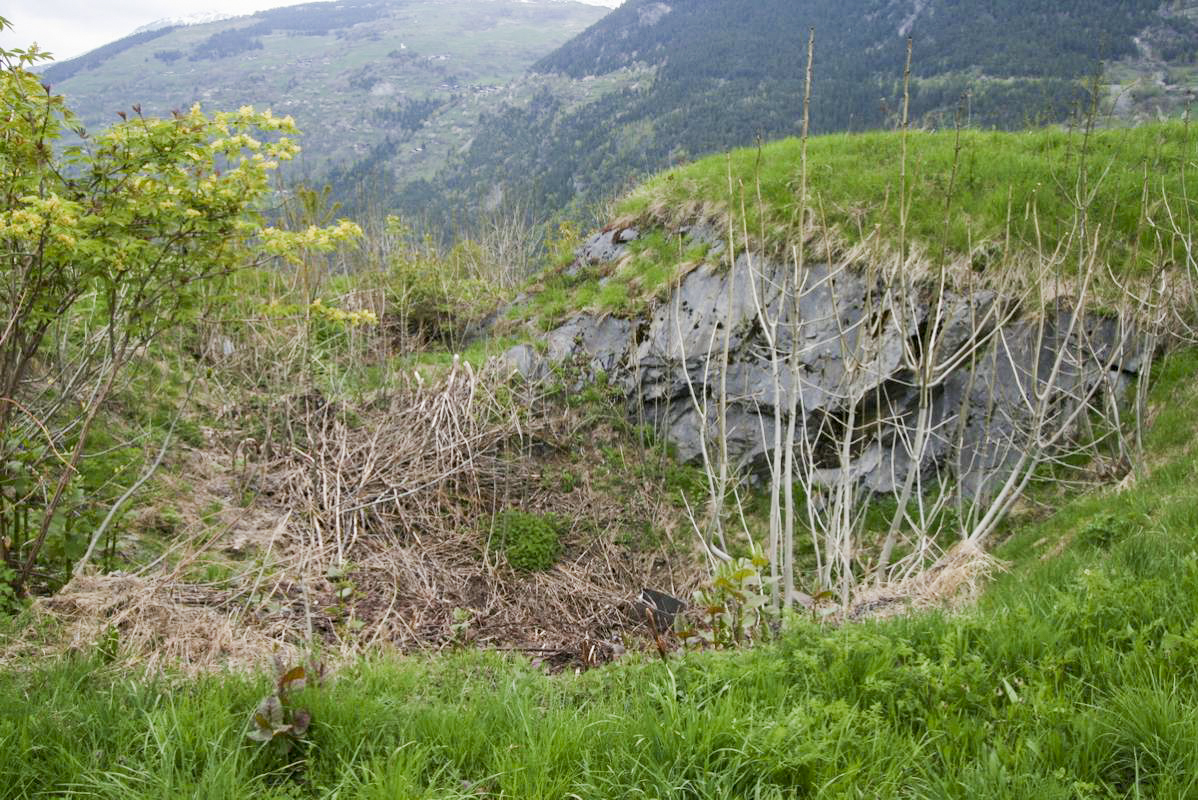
[246, 359, 697, 663]
[17, 361, 702, 672]
[276, 359, 530, 564]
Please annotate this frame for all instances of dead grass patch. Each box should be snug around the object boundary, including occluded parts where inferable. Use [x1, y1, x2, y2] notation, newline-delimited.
[16, 361, 703, 673]
[843, 540, 1007, 621]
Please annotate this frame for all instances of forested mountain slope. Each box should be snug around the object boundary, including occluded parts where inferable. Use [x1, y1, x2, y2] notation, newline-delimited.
[43, 0, 1198, 235]
[43, 0, 608, 179]
[396, 0, 1198, 228]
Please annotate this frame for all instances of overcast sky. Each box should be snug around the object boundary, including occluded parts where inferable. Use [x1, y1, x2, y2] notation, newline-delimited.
[0, 0, 623, 62]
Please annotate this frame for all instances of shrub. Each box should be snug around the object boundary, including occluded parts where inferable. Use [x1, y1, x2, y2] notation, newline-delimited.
[489, 510, 564, 572]
[383, 216, 498, 350]
[0, 21, 359, 593]
[1077, 511, 1140, 550]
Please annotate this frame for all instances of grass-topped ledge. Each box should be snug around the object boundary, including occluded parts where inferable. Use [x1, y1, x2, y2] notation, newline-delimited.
[498, 118, 1194, 619]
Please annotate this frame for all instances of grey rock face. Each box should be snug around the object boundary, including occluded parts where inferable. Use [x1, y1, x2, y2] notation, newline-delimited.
[510, 240, 1142, 499]
[501, 343, 544, 381]
[546, 314, 634, 377]
[678, 222, 727, 258]
[577, 228, 635, 266]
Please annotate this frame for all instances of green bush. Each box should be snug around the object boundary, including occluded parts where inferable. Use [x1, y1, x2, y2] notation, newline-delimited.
[0, 24, 357, 593]
[1077, 510, 1140, 550]
[489, 510, 564, 572]
[384, 216, 497, 349]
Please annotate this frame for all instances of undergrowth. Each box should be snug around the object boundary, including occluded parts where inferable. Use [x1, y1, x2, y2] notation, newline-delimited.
[2, 348, 1197, 798]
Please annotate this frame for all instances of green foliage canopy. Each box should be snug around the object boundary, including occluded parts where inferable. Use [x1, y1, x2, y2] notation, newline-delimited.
[0, 19, 359, 591]
[2, 40, 300, 355]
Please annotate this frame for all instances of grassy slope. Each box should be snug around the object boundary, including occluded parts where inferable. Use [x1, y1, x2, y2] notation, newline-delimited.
[622, 121, 1196, 267]
[412, 0, 1198, 235]
[511, 121, 1197, 327]
[2, 346, 1197, 797]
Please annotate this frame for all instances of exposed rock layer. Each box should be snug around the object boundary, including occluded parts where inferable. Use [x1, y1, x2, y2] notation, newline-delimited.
[505, 228, 1143, 498]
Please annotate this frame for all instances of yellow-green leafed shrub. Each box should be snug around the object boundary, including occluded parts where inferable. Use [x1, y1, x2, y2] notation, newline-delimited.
[0, 22, 359, 592]
[489, 511, 565, 572]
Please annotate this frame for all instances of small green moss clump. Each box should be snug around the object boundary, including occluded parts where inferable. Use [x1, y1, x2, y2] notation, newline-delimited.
[489, 510, 565, 572]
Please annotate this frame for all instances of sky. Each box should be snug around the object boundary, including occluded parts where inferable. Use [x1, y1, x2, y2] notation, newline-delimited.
[0, 0, 623, 62]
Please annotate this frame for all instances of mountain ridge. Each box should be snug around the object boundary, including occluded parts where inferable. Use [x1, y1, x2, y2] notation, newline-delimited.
[43, 0, 609, 184]
[132, 13, 237, 36]
[39, 0, 1198, 235]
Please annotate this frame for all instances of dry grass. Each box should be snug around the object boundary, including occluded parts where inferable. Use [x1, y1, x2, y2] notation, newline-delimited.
[33, 575, 300, 674]
[14, 360, 704, 673]
[843, 540, 1006, 622]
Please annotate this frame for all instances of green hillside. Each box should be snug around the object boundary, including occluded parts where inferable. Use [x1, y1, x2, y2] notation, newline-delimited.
[46, 0, 607, 179]
[623, 123, 1195, 265]
[45, 0, 1198, 236]
[509, 122, 1197, 327]
[397, 0, 1198, 230]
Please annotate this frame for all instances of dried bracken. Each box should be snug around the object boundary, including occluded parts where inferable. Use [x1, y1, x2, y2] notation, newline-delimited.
[18, 360, 702, 672]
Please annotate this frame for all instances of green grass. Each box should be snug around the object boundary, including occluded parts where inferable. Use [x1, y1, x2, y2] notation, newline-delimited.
[4, 347, 1198, 798]
[391, 335, 524, 380]
[507, 229, 706, 326]
[621, 121, 1198, 274]
[507, 122, 1198, 328]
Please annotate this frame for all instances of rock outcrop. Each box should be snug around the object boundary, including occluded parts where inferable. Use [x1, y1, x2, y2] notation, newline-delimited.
[505, 227, 1143, 499]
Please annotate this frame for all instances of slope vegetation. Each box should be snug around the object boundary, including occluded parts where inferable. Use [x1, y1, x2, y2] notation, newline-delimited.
[3, 75, 1198, 797]
[513, 122, 1196, 327]
[405, 0, 1198, 227]
[4, 348, 1198, 796]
